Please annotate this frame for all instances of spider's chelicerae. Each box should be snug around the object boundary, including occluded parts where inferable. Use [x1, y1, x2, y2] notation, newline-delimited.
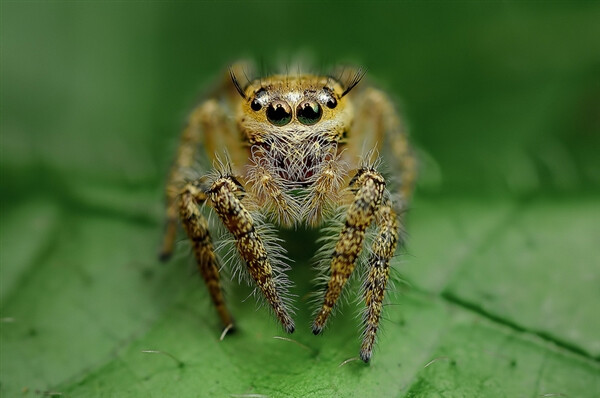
[160, 62, 416, 363]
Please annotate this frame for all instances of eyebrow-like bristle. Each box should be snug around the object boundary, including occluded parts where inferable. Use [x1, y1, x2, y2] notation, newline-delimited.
[242, 67, 252, 88]
[341, 67, 366, 97]
[325, 76, 335, 90]
[229, 67, 247, 100]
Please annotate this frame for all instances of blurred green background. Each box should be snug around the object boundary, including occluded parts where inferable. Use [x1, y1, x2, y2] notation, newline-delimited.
[1, 2, 599, 397]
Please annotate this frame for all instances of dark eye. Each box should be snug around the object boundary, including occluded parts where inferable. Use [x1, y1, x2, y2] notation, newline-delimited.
[297, 101, 322, 125]
[266, 101, 292, 126]
[251, 99, 262, 111]
[323, 87, 338, 109]
[326, 97, 337, 109]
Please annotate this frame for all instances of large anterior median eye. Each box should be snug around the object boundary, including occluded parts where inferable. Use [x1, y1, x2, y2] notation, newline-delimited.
[266, 101, 292, 126]
[297, 101, 322, 125]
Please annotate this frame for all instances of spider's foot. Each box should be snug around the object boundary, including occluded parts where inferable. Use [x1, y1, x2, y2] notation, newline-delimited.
[311, 322, 323, 335]
[312, 306, 331, 335]
[285, 321, 295, 334]
[359, 349, 372, 363]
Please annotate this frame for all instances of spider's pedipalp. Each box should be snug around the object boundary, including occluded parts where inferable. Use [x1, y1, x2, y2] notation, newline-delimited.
[303, 152, 348, 225]
[246, 153, 301, 226]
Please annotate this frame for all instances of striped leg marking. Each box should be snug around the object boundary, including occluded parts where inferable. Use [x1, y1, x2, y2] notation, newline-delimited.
[312, 168, 386, 336]
[179, 181, 234, 329]
[160, 104, 206, 261]
[208, 176, 295, 333]
[360, 201, 399, 362]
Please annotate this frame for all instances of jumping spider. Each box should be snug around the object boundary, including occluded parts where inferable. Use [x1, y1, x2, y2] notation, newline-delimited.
[159, 61, 416, 362]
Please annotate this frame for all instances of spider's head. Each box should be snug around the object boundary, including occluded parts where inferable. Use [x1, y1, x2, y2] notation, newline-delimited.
[232, 71, 362, 183]
[237, 75, 352, 140]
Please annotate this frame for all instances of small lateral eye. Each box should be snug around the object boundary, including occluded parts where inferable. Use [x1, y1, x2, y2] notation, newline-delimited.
[266, 101, 292, 126]
[251, 99, 262, 111]
[323, 87, 338, 109]
[297, 101, 322, 125]
[326, 97, 337, 109]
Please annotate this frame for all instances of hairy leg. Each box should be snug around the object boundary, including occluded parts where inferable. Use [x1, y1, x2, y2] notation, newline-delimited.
[207, 175, 295, 333]
[348, 87, 414, 361]
[160, 103, 212, 261]
[368, 87, 416, 201]
[345, 86, 416, 203]
[360, 200, 399, 362]
[312, 167, 386, 334]
[160, 81, 248, 261]
[179, 180, 234, 329]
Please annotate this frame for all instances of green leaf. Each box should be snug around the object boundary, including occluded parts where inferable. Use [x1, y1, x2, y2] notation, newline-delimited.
[2, 2, 599, 397]
[444, 198, 600, 358]
[2, 196, 598, 397]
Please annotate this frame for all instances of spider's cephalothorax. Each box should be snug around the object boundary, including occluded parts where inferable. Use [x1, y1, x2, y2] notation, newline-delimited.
[160, 62, 416, 363]
[238, 74, 356, 226]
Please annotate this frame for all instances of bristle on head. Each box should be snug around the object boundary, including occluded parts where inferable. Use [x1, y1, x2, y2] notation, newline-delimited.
[341, 68, 366, 97]
[229, 66, 247, 100]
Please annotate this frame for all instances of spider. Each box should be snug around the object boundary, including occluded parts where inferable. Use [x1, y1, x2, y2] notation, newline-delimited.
[159, 61, 416, 363]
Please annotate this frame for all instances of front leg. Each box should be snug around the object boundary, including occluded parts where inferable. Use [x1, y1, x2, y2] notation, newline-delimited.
[360, 200, 399, 362]
[179, 180, 234, 329]
[312, 167, 386, 334]
[208, 175, 295, 333]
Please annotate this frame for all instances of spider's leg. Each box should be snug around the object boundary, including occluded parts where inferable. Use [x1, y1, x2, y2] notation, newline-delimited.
[350, 88, 414, 362]
[160, 103, 208, 261]
[344, 86, 416, 204]
[312, 168, 385, 335]
[179, 180, 234, 329]
[160, 66, 249, 261]
[347, 88, 414, 362]
[208, 175, 295, 333]
[369, 87, 416, 202]
[360, 199, 400, 363]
